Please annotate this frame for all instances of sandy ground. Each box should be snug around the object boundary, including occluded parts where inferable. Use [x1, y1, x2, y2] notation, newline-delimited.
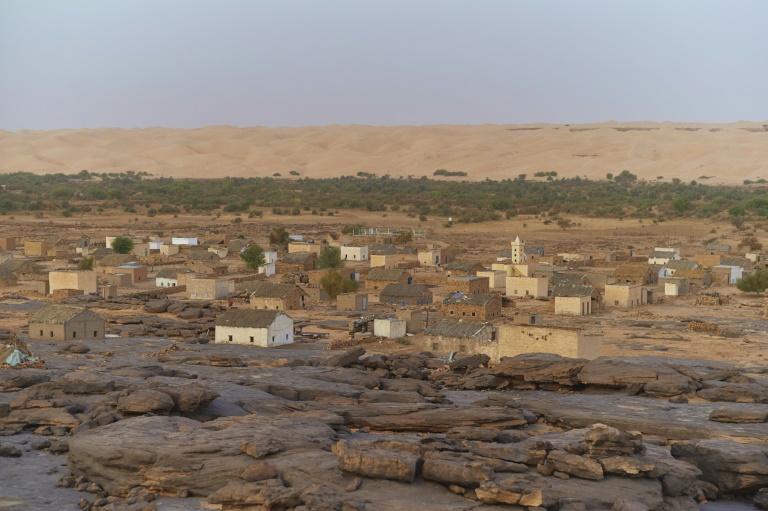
[2, 122, 768, 184]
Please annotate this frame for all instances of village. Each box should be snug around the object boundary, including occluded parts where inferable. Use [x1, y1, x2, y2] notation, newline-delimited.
[0, 219, 764, 366]
[1, 214, 767, 511]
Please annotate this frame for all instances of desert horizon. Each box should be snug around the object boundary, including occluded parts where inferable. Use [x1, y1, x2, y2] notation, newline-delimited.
[2, 121, 768, 184]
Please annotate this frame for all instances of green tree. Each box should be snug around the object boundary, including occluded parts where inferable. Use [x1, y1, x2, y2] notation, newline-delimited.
[78, 256, 94, 271]
[394, 231, 413, 244]
[239, 244, 266, 271]
[739, 236, 763, 251]
[317, 246, 343, 269]
[557, 218, 573, 230]
[736, 269, 768, 295]
[614, 170, 638, 185]
[111, 236, 134, 254]
[268, 226, 290, 246]
[320, 270, 359, 299]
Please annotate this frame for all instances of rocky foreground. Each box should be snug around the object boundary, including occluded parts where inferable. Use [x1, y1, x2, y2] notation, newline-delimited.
[1, 337, 767, 511]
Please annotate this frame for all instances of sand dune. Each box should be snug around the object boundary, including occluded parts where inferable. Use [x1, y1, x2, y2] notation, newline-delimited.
[1, 122, 768, 183]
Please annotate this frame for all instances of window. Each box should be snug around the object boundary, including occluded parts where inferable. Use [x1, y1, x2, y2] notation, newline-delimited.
[286, 333, 289, 340]
[250, 336, 254, 343]
[449, 310, 454, 315]
[228, 335, 233, 342]
[39, 330, 43, 336]
[50, 331, 53, 337]
[459, 344, 466, 353]
[72, 332, 76, 338]
[93, 331, 97, 337]
[432, 343, 438, 350]
[272, 336, 275, 343]
[471, 312, 476, 317]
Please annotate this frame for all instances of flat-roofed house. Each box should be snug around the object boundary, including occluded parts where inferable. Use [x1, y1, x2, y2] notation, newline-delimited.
[365, 268, 412, 291]
[441, 293, 502, 320]
[379, 283, 432, 306]
[214, 309, 293, 347]
[424, 320, 496, 356]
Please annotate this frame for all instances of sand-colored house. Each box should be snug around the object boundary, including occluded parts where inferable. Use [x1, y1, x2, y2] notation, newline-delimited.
[604, 283, 644, 307]
[552, 284, 601, 315]
[24, 240, 54, 257]
[497, 324, 600, 361]
[424, 320, 496, 355]
[379, 283, 433, 306]
[188, 277, 235, 300]
[48, 270, 98, 295]
[442, 261, 485, 277]
[365, 268, 412, 291]
[447, 275, 490, 295]
[28, 305, 105, 341]
[243, 282, 307, 310]
[276, 252, 317, 273]
[337, 292, 368, 311]
[442, 293, 502, 320]
[214, 309, 293, 347]
[0, 237, 16, 251]
[506, 276, 548, 299]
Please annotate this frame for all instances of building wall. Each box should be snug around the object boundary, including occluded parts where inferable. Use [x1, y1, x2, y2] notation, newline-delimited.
[0, 237, 16, 251]
[443, 297, 502, 321]
[418, 250, 448, 266]
[424, 328, 496, 356]
[497, 325, 600, 361]
[373, 319, 406, 339]
[156, 277, 178, 287]
[29, 317, 105, 341]
[506, 277, 548, 298]
[448, 276, 490, 294]
[288, 242, 324, 255]
[215, 314, 293, 347]
[341, 246, 369, 261]
[366, 274, 410, 291]
[24, 241, 53, 257]
[160, 245, 180, 256]
[258, 263, 275, 277]
[49, 271, 98, 294]
[555, 296, 591, 315]
[370, 254, 418, 269]
[476, 271, 506, 289]
[105, 273, 132, 287]
[604, 284, 644, 307]
[380, 289, 433, 306]
[396, 310, 423, 333]
[337, 293, 368, 311]
[189, 278, 234, 300]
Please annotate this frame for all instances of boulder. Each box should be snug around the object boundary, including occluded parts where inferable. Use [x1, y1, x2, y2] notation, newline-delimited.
[334, 439, 421, 483]
[708, 407, 768, 423]
[144, 300, 171, 313]
[322, 347, 366, 368]
[421, 451, 493, 488]
[546, 450, 604, 480]
[670, 439, 768, 493]
[116, 389, 175, 415]
[578, 357, 696, 396]
[493, 353, 587, 386]
[755, 488, 768, 510]
[697, 382, 768, 404]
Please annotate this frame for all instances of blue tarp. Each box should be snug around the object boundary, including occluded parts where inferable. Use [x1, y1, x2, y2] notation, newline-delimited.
[3, 347, 36, 366]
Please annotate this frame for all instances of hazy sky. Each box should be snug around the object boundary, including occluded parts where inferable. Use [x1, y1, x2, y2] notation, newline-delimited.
[2, 1, 767, 130]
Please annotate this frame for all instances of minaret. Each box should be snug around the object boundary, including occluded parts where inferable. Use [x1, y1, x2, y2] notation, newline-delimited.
[511, 236, 525, 264]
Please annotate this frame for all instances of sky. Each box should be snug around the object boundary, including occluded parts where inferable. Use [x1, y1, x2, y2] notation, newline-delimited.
[1, 1, 767, 130]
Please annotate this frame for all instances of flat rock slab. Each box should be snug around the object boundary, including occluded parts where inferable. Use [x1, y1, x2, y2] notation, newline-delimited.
[709, 407, 768, 423]
[68, 414, 337, 497]
[506, 391, 768, 443]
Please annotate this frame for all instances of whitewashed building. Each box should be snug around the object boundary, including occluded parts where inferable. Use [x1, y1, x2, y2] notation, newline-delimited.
[373, 318, 407, 339]
[215, 309, 294, 347]
[341, 246, 369, 262]
[172, 237, 199, 246]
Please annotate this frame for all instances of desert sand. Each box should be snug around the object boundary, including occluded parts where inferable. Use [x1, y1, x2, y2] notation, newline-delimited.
[2, 122, 768, 183]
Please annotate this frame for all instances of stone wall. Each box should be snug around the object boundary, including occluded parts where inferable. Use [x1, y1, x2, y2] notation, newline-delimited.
[497, 324, 601, 361]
